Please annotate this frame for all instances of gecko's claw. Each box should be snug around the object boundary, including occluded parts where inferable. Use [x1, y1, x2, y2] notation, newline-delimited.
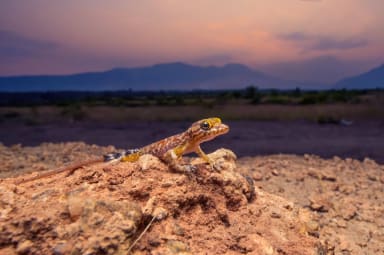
[212, 162, 222, 172]
[184, 164, 198, 174]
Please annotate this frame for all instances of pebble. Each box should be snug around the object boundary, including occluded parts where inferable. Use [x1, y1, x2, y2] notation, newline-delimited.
[321, 171, 337, 182]
[271, 169, 279, 176]
[16, 240, 33, 254]
[167, 240, 190, 254]
[270, 212, 281, 218]
[252, 172, 263, 181]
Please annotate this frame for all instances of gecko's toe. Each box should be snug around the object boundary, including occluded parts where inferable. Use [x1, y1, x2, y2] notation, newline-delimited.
[184, 164, 198, 174]
[212, 162, 222, 172]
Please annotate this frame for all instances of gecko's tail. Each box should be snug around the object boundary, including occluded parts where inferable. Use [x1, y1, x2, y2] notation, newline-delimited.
[15, 149, 141, 185]
[103, 148, 140, 162]
[14, 157, 104, 185]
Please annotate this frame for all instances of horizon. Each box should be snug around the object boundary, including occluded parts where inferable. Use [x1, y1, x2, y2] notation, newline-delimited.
[1, 59, 383, 92]
[1, 1, 384, 85]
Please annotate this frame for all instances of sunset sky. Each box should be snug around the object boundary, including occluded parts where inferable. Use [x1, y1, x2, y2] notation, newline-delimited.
[0, 0, 383, 84]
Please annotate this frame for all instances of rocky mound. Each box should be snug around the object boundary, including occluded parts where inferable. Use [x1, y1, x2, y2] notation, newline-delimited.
[0, 144, 323, 255]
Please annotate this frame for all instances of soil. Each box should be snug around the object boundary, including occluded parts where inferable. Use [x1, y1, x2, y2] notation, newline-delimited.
[1, 141, 383, 254]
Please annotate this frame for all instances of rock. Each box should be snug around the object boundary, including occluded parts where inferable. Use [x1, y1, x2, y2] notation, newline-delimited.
[0, 144, 335, 254]
[271, 169, 279, 176]
[309, 194, 332, 212]
[367, 174, 378, 181]
[67, 195, 84, 221]
[52, 242, 74, 255]
[166, 240, 191, 254]
[16, 240, 33, 254]
[0, 186, 15, 220]
[321, 170, 337, 182]
[340, 203, 357, 221]
[338, 236, 352, 252]
[252, 171, 263, 181]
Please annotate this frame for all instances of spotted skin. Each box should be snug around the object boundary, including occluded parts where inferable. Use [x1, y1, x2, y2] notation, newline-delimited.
[16, 117, 229, 184]
[120, 117, 229, 170]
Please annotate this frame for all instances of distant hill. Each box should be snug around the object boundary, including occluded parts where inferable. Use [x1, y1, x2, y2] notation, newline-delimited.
[334, 64, 384, 89]
[0, 62, 304, 92]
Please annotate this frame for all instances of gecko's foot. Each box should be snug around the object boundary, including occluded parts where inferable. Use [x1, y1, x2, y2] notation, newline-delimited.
[183, 164, 198, 174]
[211, 161, 223, 172]
[167, 162, 197, 174]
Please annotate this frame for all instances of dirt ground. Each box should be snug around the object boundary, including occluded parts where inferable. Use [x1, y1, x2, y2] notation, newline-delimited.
[0, 141, 383, 254]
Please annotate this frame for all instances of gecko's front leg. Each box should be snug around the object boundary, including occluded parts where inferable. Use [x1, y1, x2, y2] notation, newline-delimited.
[161, 145, 197, 173]
[194, 145, 221, 171]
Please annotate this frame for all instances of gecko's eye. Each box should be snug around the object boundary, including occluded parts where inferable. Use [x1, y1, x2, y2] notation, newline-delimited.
[200, 121, 211, 131]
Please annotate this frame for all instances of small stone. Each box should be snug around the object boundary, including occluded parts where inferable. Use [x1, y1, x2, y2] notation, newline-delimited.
[340, 203, 357, 221]
[88, 212, 105, 227]
[167, 240, 190, 254]
[309, 202, 323, 211]
[263, 245, 274, 255]
[172, 222, 185, 236]
[67, 196, 85, 221]
[339, 184, 355, 195]
[161, 181, 173, 188]
[283, 202, 294, 211]
[339, 236, 352, 252]
[148, 238, 161, 247]
[118, 219, 135, 235]
[108, 177, 123, 185]
[363, 157, 377, 166]
[305, 220, 319, 232]
[308, 170, 320, 179]
[270, 212, 281, 218]
[367, 174, 378, 182]
[252, 172, 263, 181]
[336, 220, 347, 228]
[153, 207, 168, 220]
[53, 242, 73, 255]
[16, 240, 33, 254]
[309, 195, 331, 212]
[333, 156, 342, 162]
[321, 171, 337, 182]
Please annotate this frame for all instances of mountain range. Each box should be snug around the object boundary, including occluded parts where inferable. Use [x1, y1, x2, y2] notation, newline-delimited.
[334, 64, 384, 89]
[0, 62, 382, 92]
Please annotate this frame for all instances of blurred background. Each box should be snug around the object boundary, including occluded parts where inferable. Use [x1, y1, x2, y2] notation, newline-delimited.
[0, 0, 383, 162]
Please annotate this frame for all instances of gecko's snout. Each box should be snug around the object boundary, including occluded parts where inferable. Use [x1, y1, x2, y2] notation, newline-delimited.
[219, 123, 229, 134]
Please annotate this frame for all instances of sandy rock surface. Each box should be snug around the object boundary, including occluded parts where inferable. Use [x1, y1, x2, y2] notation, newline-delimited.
[238, 154, 384, 254]
[0, 143, 324, 255]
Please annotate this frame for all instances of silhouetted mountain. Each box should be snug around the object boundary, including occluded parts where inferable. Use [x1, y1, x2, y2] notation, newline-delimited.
[334, 64, 384, 89]
[0, 62, 303, 92]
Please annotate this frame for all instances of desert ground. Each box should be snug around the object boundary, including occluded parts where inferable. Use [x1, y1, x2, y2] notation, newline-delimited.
[1, 141, 383, 254]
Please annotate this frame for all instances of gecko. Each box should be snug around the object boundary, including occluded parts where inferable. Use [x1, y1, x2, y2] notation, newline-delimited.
[15, 117, 229, 184]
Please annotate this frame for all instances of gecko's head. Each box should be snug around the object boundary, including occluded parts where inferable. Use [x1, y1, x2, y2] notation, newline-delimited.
[188, 117, 229, 143]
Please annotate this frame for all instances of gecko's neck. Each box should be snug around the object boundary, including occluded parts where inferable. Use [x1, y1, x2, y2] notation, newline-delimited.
[140, 131, 190, 156]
